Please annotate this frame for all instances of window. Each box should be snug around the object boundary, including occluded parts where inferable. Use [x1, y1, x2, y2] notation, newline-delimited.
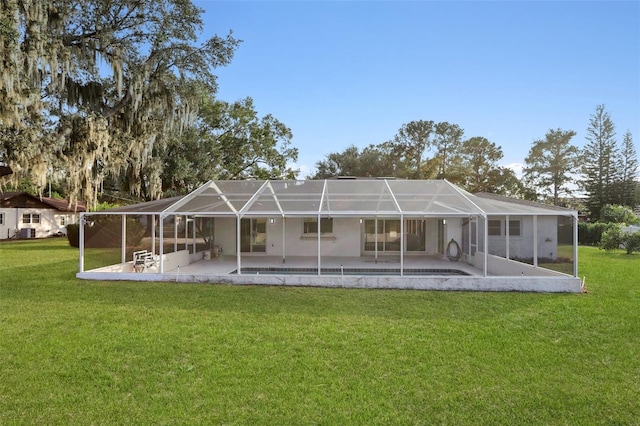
[508, 220, 521, 236]
[59, 216, 67, 226]
[0, 213, 4, 225]
[488, 220, 502, 236]
[22, 213, 40, 224]
[488, 219, 521, 237]
[303, 218, 333, 235]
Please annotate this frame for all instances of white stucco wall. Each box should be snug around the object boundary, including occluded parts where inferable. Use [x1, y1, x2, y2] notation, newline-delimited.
[213, 217, 237, 255]
[487, 216, 558, 260]
[208, 216, 561, 262]
[278, 217, 362, 257]
[213, 217, 452, 258]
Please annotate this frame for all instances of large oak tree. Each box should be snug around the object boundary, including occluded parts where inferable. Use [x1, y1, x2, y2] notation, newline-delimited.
[0, 0, 239, 207]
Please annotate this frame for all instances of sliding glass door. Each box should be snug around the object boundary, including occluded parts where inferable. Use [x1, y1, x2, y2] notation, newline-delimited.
[363, 219, 425, 253]
[240, 218, 266, 253]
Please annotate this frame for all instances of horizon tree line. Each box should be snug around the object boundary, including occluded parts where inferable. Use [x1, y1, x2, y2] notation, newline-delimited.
[0, 2, 637, 220]
[313, 105, 638, 220]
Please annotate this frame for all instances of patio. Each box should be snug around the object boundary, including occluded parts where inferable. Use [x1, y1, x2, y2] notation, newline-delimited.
[78, 251, 580, 292]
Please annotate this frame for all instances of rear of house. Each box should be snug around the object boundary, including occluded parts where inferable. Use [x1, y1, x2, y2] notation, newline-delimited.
[76, 179, 582, 292]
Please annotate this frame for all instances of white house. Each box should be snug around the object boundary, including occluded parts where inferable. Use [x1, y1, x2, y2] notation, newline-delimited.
[0, 192, 85, 239]
[76, 179, 581, 292]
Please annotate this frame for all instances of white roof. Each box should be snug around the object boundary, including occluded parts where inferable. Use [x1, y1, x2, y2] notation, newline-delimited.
[98, 179, 576, 217]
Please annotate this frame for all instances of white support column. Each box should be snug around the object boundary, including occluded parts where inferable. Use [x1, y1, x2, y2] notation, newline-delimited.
[173, 218, 178, 253]
[236, 215, 241, 275]
[533, 215, 538, 267]
[79, 213, 85, 272]
[483, 216, 488, 277]
[468, 217, 472, 257]
[192, 216, 196, 254]
[317, 214, 321, 276]
[374, 218, 378, 263]
[505, 215, 510, 260]
[400, 215, 404, 277]
[184, 215, 188, 251]
[282, 216, 286, 264]
[573, 214, 579, 277]
[151, 215, 156, 256]
[121, 215, 126, 264]
[159, 214, 164, 274]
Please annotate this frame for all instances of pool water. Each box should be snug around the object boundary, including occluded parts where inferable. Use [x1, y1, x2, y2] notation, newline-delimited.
[232, 267, 470, 276]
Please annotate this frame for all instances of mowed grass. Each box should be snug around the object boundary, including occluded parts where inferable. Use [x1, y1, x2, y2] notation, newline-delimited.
[1, 239, 638, 424]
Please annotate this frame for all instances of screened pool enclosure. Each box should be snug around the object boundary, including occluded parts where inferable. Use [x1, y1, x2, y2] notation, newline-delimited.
[77, 179, 581, 292]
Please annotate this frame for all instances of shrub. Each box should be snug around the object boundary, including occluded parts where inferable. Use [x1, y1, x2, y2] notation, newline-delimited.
[578, 222, 617, 246]
[67, 224, 80, 247]
[621, 231, 640, 255]
[599, 226, 622, 251]
[67, 217, 145, 248]
[598, 227, 640, 254]
[599, 204, 640, 225]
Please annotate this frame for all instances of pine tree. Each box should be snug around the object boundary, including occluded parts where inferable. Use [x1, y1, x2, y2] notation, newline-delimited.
[615, 130, 639, 208]
[582, 105, 619, 220]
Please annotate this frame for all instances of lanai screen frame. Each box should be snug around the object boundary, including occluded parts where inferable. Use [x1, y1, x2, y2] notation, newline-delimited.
[78, 179, 578, 278]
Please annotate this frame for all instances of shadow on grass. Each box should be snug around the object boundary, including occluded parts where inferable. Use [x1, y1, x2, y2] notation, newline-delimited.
[0, 238, 74, 251]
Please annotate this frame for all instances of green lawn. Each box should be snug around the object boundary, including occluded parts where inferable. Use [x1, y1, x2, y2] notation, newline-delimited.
[1, 239, 638, 424]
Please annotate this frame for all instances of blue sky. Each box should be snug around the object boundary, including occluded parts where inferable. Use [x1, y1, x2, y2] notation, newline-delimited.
[195, 1, 640, 178]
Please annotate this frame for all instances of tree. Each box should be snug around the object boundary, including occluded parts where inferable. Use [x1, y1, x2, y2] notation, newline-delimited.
[387, 120, 435, 178]
[0, 0, 240, 207]
[207, 98, 298, 180]
[454, 136, 508, 193]
[523, 128, 579, 206]
[433, 122, 464, 179]
[582, 105, 619, 220]
[312, 144, 396, 179]
[599, 204, 640, 225]
[157, 97, 298, 196]
[613, 130, 638, 208]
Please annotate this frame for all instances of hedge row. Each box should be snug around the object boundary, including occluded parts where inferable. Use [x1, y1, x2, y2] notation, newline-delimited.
[578, 222, 618, 246]
[67, 217, 144, 248]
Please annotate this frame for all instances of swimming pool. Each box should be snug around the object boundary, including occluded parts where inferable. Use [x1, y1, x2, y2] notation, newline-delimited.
[232, 267, 470, 276]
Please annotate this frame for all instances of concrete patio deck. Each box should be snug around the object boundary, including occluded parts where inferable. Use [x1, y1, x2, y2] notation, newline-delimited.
[77, 252, 582, 293]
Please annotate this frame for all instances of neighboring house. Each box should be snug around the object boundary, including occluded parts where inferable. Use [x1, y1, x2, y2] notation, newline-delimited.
[0, 192, 86, 240]
[77, 179, 581, 292]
